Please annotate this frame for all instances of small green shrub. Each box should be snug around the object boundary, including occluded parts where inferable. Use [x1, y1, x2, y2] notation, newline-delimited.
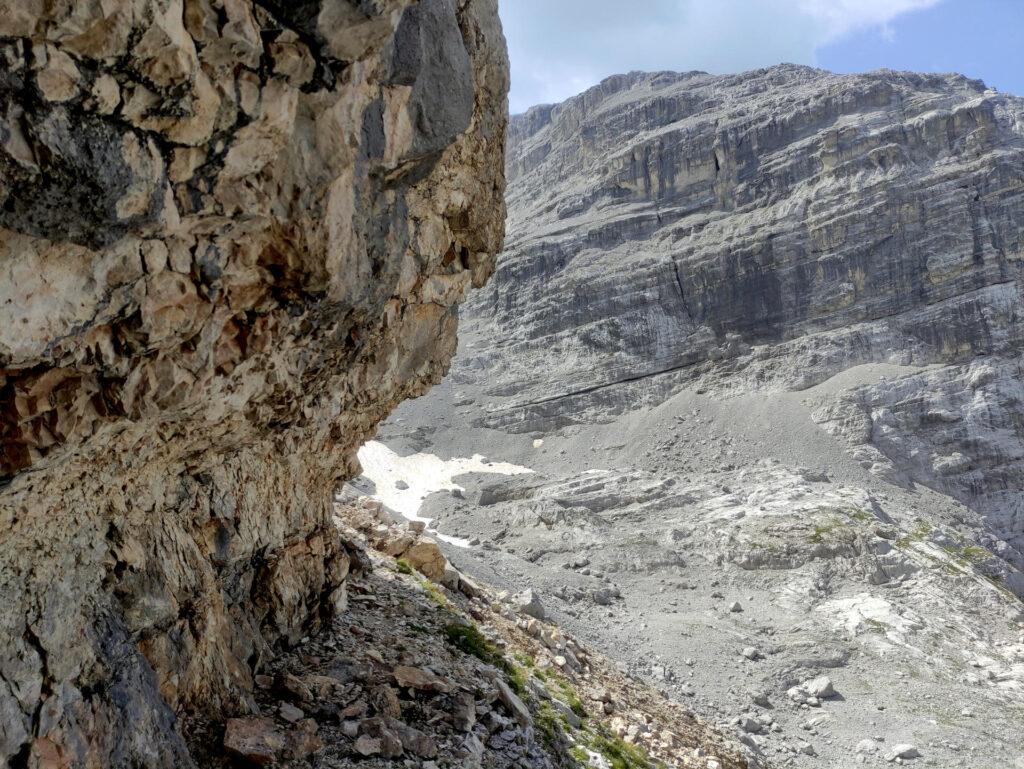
[443, 623, 497, 662]
[535, 702, 569, 751]
[570, 745, 590, 763]
[587, 729, 661, 769]
[960, 544, 991, 562]
[415, 576, 449, 608]
[442, 623, 527, 695]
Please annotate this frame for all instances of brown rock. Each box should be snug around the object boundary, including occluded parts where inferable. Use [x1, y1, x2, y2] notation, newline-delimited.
[403, 539, 449, 581]
[341, 700, 368, 719]
[453, 691, 477, 732]
[353, 734, 382, 757]
[358, 718, 404, 758]
[386, 718, 439, 759]
[370, 684, 402, 718]
[302, 674, 345, 699]
[288, 720, 324, 759]
[0, 0, 509, 766]
[384, 533, 416, 557]
[360, 716, 437, 759]
[274, 672, 313, 704]
[223, 717, 286, 766]
[392, 665, 454, 694]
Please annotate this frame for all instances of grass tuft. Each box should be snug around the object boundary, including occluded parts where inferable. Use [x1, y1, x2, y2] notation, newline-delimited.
[442, 622, 528, 696]
[419, 578, 450, 608]
[535, 701, 569, 751]
[586, 728, 663, 769]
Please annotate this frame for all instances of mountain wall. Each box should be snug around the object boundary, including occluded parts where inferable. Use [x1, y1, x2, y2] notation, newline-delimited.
[380, 65, 1024, 768]
[454, 65, 1024, 569]
[0, 1, 507, 765]
[463, 66, 1024, 420]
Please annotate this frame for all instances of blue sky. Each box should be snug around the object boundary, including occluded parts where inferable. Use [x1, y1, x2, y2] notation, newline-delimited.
[499, 0, 1024, 113]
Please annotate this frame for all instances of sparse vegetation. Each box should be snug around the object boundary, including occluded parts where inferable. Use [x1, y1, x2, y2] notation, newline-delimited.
[554, 676, 588, 718]
[395, 558, 413, 575]
[583, 727, 663, 769]
[847, 508, 873, 523]
[506, 661, 529, 696]
[514, 650, 536, 669]
[570, 745, 590, 763]
[864, 618, 887, 634]
[444, 622, 499, 662]
[535, 701, 570, 751]
[808, 517, 847, 543]
[958, 544, 991, 562]
[896, 520, 934, 548]
[442, 622, 528, 695]
[419, 577, 450, 608]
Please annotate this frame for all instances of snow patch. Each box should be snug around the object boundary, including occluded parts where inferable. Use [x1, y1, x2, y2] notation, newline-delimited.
[356, 440, 533, 547]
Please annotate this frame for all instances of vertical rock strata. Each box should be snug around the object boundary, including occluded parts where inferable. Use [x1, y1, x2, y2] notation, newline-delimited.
[0, 1, 507, 765]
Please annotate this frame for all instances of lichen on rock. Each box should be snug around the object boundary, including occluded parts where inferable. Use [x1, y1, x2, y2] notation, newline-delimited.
[0, 0, 508, 765]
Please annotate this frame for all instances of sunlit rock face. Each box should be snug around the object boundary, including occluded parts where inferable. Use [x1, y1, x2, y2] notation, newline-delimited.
[0, 1, 508, 765]
[462, 66, 1024, 426]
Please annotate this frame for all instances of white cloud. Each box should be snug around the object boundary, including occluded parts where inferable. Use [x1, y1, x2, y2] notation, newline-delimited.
[797, 0, 941, 41]
[499, 0, 944, 113]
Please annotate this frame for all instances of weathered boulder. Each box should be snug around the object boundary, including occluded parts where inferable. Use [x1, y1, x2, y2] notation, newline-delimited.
[223, 717, 286, 766]
[513, 587, 546, 619]
[0, 1, 508, 766]
[403, 537, 449, 580]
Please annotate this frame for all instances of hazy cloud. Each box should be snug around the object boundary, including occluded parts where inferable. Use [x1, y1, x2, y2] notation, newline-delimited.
[499, 0, 942, 113]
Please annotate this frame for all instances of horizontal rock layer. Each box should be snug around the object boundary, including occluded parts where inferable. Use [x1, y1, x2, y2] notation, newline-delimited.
[0, 0, 507, 766]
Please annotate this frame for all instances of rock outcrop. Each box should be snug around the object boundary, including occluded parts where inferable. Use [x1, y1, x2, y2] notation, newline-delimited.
[0, 1, 507, 766]
[451, 64, 1024, 578]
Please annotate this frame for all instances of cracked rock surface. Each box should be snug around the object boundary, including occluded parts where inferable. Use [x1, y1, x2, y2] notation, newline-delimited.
[0, 0, 507, 766]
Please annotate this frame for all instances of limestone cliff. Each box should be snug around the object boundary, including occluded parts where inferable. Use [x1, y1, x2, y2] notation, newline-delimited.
[462, 67, 1024, 425]
[0, 1, 507, 765]
[380, 66, 1024, 769]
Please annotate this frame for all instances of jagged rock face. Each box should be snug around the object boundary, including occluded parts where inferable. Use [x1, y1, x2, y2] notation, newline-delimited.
[376, 65, 1024, 769]
[0, 1, 507, 766]
[460, 66, 1024, 428]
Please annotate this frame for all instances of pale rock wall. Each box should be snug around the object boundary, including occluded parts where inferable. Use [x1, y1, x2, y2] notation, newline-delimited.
[0, 1, 508, 766]
[460, 67, 1024, 428]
